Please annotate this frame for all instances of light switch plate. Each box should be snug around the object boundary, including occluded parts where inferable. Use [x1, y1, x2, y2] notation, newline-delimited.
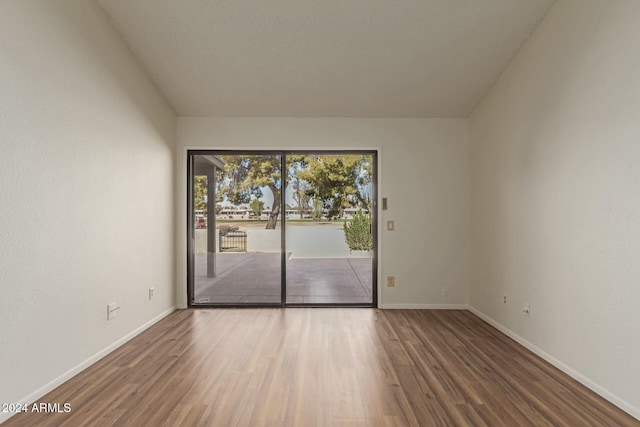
[107, 303, 116, 320]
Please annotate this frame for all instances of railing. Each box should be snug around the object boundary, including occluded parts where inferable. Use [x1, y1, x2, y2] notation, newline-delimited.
[219, 231, 247, 252]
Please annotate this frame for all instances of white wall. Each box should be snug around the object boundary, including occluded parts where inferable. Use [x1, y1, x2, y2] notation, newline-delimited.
[177, 118, 469, 309]
[0, 1, 176, 421]
[470, 0, 640, 418]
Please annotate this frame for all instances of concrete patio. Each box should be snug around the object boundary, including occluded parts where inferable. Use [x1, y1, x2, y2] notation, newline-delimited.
[194, 253, 373, 304]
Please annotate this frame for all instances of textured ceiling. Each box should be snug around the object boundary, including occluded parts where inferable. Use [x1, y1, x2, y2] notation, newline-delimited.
[97, 0, 555, 117]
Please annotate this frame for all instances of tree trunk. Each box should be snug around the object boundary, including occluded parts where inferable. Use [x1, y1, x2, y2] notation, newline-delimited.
[356, 193, 370, 211]
[266, 203, 280, 229]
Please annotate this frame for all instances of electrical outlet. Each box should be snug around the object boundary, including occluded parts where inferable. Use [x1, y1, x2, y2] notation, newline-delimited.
[148, 287, 155, 300]
[441, 287, 448, 296]
[522, 303, 531, 317]
[387, 276, 395, 287]
[503, 295, 507, 305]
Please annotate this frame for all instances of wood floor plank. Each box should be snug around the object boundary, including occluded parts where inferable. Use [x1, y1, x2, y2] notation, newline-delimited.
[4, 309, 638, 426]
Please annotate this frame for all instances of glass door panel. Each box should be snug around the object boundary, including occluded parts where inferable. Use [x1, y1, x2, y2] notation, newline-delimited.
[284, 153, 375, 305]
[190, 153, 282, 305]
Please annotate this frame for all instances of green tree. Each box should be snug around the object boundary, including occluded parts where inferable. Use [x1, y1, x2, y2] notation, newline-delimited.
[294, 155, 372, 220]
[311, 198, 323, 222]
[217, 155, 281, 229]
[291, 176, 312, 219]
[194, 176, 208, 213]
[194, 172, 225, 215]
[249, 199, 264, 217]
[215, 154, 371, 227]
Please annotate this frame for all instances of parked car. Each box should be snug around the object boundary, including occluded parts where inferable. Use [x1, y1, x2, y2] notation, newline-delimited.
[196, 219, 207, 229]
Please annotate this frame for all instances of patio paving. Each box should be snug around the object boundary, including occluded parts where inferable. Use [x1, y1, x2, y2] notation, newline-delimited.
[194, 253, 373, 304]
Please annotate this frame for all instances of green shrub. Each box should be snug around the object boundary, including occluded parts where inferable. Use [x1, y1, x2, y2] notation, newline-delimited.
[218, 225, 239, 236]
[344, 210, 372, 251]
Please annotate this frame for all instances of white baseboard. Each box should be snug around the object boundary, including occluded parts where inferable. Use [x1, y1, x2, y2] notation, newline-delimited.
[380, 303, 469, 310]
[467, 306, 640, 421]
[0, 306, 176, 424]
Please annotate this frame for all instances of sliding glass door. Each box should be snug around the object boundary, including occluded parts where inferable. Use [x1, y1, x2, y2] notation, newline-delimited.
[187, 150, 376, 307]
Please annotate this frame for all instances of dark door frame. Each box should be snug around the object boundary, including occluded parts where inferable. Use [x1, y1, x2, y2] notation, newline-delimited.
[187, 149, 378, 308]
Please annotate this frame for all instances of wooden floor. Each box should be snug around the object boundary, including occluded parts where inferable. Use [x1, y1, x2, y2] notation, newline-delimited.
[5, 309, 638, 426]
